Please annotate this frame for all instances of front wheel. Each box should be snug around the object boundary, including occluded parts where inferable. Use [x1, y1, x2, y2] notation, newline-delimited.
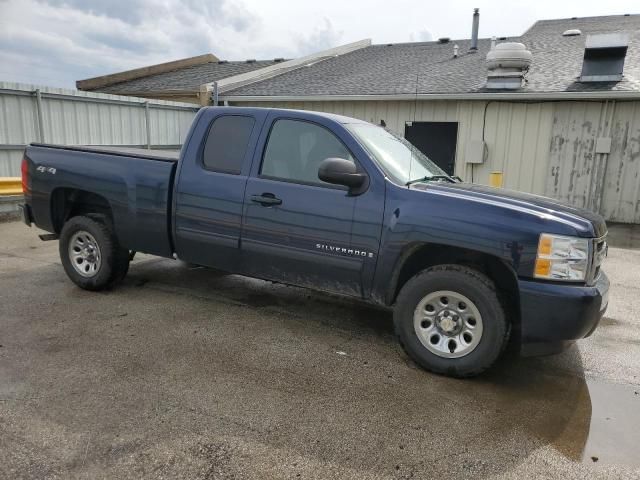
[59, 215, 130, 291]
[394, 265, 510, 378]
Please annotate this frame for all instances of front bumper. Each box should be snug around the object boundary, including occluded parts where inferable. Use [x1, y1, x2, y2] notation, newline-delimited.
[518, 272, 609, 356]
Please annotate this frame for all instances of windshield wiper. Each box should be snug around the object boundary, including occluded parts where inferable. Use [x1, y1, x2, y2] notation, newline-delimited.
[405, 175, 457, 186]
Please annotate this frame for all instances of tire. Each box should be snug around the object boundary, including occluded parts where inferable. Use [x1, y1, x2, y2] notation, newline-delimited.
[393, 265, 509, 378]
[59, 215, 130, 291]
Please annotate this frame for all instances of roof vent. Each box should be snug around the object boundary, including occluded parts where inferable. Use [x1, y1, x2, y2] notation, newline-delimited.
[485, 42, 532, 89]
[563, 29, 581, 36]
[438, 37, 450, 44]
[580, 33, 628, 82]
[217, 60, 229, 64]
[246, 59, 256, 63]
[273, 57, 285, 62]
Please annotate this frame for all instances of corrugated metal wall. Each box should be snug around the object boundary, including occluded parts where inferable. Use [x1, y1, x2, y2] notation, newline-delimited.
[601, 101, 640, 223]
[233, 99, 640, 223]
[0, 82, 199, 177]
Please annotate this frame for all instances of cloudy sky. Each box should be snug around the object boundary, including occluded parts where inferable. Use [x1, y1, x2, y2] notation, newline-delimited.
[0, 0, 637, 88]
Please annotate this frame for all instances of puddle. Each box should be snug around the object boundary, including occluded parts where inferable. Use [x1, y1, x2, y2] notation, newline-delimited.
[480, 357, 640, 469]
[581, 379, 640, 467]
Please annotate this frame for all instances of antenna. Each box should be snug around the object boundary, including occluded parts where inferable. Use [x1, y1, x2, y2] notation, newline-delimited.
[407, 73, 419, 184]
[413, 73, 418, 122]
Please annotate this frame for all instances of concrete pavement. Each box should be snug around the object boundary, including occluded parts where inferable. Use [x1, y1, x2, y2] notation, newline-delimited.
[1, 220, 639, 479]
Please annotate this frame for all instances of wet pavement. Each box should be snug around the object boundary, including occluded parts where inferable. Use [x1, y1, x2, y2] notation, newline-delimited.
[1, 221, 639, 479]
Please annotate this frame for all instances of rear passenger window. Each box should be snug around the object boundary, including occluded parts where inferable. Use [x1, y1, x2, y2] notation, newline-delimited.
[202, 115, 255, 174]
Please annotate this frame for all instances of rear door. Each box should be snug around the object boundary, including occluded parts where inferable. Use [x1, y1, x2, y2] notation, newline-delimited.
[173, 109, 267, 271]
[240, 113, 383, 297]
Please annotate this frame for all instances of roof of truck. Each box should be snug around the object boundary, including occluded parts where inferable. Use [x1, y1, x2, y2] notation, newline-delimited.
[204, 106, 369, 125]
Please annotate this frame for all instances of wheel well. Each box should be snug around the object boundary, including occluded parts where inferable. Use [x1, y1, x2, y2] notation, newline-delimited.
[388, 243, 520, 326]
[51, 188, 113, 233]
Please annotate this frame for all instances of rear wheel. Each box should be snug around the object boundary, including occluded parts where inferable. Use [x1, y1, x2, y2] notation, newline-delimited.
[394, 265, 509, 378]
[59, 215, 129, 290]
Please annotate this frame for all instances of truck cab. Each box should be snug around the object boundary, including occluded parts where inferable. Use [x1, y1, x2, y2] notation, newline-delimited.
[172, 108, 383, 298]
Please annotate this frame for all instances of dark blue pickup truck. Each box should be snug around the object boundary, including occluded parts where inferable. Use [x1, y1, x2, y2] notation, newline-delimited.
[19, 107, 609, 377]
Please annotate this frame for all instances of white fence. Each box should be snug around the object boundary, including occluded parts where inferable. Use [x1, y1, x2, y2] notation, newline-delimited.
[0, 82, 199, 177]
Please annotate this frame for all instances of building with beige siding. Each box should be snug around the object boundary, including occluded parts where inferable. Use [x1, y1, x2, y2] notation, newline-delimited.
[79, 14, 640, 224]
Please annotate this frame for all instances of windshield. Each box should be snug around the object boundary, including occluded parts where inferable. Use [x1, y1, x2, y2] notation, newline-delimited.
[346, 123, 448, 185]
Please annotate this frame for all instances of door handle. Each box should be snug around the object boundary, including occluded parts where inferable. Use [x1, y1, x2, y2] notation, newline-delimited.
[250, 193, 282, 206]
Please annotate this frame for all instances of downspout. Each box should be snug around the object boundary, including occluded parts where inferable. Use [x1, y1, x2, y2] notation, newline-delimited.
[34, 89, 45, 142]
[212, 81, 219, 106]
[144, 101, 151, 149]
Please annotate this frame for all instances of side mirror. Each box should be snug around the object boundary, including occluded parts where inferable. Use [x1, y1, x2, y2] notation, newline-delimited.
[318, 158, 367, 189]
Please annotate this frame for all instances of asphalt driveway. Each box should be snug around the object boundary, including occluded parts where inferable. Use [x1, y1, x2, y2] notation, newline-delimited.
[1, 220, 639, 479]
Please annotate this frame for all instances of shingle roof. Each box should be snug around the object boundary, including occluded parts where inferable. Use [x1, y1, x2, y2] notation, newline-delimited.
[92, 60, 280, 94]
[521, 15, 640, 93]
[224, 14, 640, 97]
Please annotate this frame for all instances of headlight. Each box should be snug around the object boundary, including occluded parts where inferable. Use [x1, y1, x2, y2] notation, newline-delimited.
[534, 233, 590, 281]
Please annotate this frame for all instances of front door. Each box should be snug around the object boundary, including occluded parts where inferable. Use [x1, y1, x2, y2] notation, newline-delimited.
[241, 117, 373, 297]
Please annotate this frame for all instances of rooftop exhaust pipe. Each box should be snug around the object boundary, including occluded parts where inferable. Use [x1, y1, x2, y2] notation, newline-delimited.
[470, 8, 479, 50]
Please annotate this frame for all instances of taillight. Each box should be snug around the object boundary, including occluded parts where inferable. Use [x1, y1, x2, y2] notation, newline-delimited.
[21, 156, 29, 194]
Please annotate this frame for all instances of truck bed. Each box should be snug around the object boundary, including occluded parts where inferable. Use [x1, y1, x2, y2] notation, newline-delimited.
[25, 143, 178, 257]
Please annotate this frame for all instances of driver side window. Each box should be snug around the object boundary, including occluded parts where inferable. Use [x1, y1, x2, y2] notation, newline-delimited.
[261, 119, 354, 186]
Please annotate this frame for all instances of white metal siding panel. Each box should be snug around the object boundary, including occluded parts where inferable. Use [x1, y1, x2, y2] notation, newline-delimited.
[0, 89, 40, 176]
[478, 102, 554, 192]
[601, 101, 640, 223]
[0, 82, 198, 176]
[0, 92, 38, 144]
[546, 102, 601, 209]
[148, 108, 194, 146]
[0, 151, 21, 177]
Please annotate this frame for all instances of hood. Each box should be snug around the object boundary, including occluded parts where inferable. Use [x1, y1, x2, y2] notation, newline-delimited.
[413, 182, 607, 238]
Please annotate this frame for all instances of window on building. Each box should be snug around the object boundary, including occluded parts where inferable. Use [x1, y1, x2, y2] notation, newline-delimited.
[202, 115, 255, 174]
[261, 119, 354, 185]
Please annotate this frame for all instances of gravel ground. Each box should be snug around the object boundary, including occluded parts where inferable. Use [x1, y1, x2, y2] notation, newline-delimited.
[1, 220, 639, 479]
